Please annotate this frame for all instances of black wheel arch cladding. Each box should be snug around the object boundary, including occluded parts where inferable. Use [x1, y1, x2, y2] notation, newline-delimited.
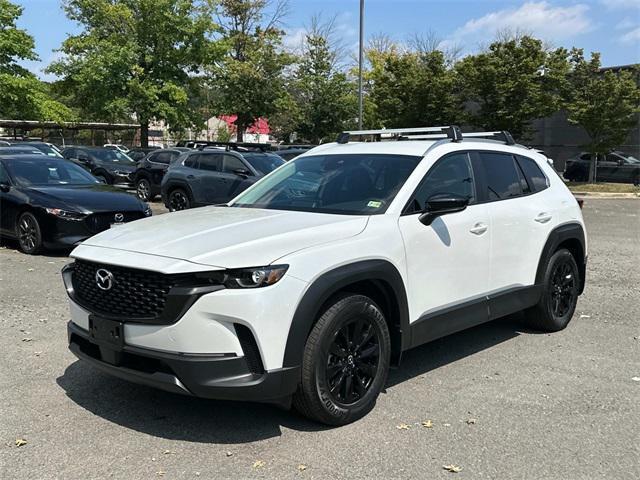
[282, 259, 409, 369]
[536, 222, 586, 294]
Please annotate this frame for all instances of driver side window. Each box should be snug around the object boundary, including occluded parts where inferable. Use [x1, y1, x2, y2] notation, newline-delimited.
[407, 153, 475, 213]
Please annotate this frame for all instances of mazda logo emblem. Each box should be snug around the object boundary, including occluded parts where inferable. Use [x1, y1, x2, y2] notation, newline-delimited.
[114, 213, 124, 222]
[95, 269, 115, 291]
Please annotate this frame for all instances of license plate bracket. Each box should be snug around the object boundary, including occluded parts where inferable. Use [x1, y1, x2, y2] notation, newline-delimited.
[88, 316, 124, 350]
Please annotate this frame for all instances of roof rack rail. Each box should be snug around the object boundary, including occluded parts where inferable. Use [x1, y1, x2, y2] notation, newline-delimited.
[198, 141, 273, 152]
[336, 126, 516, 146]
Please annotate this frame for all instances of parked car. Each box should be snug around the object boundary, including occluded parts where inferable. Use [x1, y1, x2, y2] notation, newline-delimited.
[564, 151, 640, 185]
[274, 148, 311, 161]
[0, 155, 151, 254]
[62, 125, 587, 425]
[161, 149, 284, 211]
[0, 146, 47, 156]
[13, 141, 64, 158]
[104, 144, 130, 153]
[61, 146, 137, 186]
[127, 147, 157, 163]
[132, 147, 191, 201]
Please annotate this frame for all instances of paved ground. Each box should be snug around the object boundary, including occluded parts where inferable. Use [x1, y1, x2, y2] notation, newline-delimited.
[1, 199, 639, 479]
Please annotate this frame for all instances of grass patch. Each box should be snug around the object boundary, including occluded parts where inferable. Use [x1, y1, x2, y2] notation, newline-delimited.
[566, 182, 640, 194]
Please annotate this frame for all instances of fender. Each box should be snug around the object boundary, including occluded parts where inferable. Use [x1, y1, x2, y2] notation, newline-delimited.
[535, 222, 586, 294]
[164, 180, 195, 201]
[281, 260, 410, 369]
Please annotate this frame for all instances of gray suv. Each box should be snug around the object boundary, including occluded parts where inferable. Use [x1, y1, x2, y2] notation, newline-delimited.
[161, 149, 284, 211]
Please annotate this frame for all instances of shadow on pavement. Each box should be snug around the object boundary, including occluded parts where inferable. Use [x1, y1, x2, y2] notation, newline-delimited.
[56, 313, 537, 443]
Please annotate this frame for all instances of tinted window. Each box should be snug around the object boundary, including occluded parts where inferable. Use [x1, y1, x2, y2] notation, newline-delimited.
[408, 153, 475, 213]
[243, 153, 285, 175]
[89, 149, 135, 164]
[198, 153, 221, 172]
[232, 154, 421, 215]
[184, 154, 199, 168]
[479, 152, 523, 200]
[516, 156, 548, 192]
[154, 151, 172, 164]
[4, 158, 99, 186]
[223, 155, 246, 173]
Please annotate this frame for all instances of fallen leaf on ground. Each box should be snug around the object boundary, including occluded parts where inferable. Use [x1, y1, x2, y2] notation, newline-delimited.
[298, 464, 307, 471]
[253, 460, 265, 469]
[443, 423, 451, 427]
[421, 420, 433, 428]
[443, 464, 462, 473]
[15, 439, 27, 447]
[396, 423, 411, 430]
[579, 314, 591, 318]
[632, 377, 640, 382]
[466, 418, 477, 425]
[156, 471, 165, 476]
[27, 268, 34, 272]
[225, 451, 233, 457]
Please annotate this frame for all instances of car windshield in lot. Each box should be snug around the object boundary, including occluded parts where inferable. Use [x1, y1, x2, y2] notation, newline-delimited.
[4, 157, 100, 186]
[90, 149, 136, 164]
[243, 153, 285, 175]
[231, 153, 421, 215]
[23, 143, 64, 158]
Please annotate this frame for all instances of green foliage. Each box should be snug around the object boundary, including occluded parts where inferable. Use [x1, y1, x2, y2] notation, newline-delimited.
[0, 0, 73, 122]
[48, 0, 220, 145]
[215, 123, 233, 142]
[365, 45, 462, 129]
[565, 50, 640, 182]
[455, 36, 569, 139]
[210, 0, 292, 141]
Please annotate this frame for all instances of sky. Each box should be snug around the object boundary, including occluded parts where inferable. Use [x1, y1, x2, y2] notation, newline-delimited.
[15, 0, 640, 80]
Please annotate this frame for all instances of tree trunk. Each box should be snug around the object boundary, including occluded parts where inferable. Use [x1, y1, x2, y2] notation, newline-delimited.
[140, 121, 149, 148]
[236, 123, 244, 142]
[588, 152, 598, 183]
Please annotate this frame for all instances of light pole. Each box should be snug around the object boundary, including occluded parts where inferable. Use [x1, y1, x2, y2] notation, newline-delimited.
[358, 0, 364, 129]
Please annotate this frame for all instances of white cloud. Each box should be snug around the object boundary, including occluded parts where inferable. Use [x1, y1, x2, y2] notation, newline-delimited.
[447, 1, 593, 47]
[619, 26, 640, 43]
[600, 0, 640, 10]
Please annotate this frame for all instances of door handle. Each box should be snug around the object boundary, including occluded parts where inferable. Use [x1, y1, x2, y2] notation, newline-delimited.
[469, 223, 488, 235]
[534, 212, 552, 223]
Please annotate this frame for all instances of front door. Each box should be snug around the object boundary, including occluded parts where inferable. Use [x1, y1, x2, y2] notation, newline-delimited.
[399, 152, 491, 330]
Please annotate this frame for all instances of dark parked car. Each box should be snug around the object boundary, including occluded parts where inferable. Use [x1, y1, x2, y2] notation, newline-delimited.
[132, 147, 191, 201]
[0, 146, 47, 156]
[564, 151, 640, 185]
[12, 141, 64, 158]
[127, 147, 157, 163]
[0, 155, 151, 254]
[161, 149, 284, 211]
[61, 146, 137, 185]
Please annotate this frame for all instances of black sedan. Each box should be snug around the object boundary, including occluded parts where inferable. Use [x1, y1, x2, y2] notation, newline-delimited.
[0, 155, 151, 254]
[564, 151, 640, 185]
[61, 146, 137, 186]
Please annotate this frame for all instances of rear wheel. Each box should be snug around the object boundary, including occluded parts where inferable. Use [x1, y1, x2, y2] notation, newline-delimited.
[16, 212, 43, 255]
[524, 249, 579, 331]
[168, 188, 190, 211]
[293, 294, 390, 425]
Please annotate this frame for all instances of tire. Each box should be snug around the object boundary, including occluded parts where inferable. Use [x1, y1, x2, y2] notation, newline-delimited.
[136, 178, 155, 201]
[293, 294, 391, 425]
[168, 188, 191, 211]
[633, 175, 640, 187]
[524, 249, 580, 332]
[16, 212, 43, 255]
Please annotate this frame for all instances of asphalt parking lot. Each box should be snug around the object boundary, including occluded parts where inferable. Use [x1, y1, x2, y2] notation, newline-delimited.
[1, 199, 639, 479]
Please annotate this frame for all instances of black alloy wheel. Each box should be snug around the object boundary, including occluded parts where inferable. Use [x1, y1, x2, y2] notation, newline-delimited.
[136, 178, 152, 201]
[17, 212, 43, 254]
[549, 260, 577, 319]
[168, 189, 190, 211]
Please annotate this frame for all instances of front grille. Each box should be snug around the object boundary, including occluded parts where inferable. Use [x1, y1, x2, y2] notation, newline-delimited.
[72, 260, 180, 319]
[85, 211, 145, 233]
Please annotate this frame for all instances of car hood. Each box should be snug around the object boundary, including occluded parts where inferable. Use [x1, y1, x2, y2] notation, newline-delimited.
[80, 206, 369, 268]
[29, 185, 143, 212]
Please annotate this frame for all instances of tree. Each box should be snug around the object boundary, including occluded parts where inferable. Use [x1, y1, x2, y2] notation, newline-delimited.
[288, 17, 356, 144]
[48, 0, 219, 146]
[364, 43, 463, 129]
[565, 50, 640, 182]
[211, 0, 292, 141]
[455, 36, 569, 139]
[0, 0, 73, 122]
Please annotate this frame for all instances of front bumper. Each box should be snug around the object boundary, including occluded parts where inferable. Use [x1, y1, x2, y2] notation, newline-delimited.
[68, 321, 299, 401]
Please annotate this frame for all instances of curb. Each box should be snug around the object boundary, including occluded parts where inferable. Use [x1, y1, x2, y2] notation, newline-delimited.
[570, 191, 640, 198]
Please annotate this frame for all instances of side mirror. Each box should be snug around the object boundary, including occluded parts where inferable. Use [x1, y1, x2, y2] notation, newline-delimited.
[419, 193, 469, 226]
[0, 182, 10, 193]
[233, 168, 250, 177]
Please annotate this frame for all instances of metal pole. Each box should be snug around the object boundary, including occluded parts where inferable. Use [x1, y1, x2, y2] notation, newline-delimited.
[358, 0, 364, 129]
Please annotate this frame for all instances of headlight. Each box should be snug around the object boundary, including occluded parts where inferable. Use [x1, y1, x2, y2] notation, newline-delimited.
[143, 204, 152, 217]
[224, 265, 288, 289]
[113, 170, 132, 176]
[45, 208, 87, 221]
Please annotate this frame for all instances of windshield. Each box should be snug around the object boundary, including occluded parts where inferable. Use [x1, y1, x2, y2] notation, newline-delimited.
[616, 152, 640, 164]
[90, 149, 136, 164]
[231, 153, 421, 215]
[242, 153, 285, 175]
[5, 158, 100, 186]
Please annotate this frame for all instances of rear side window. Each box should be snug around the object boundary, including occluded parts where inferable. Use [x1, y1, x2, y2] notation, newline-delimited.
[516, 155, 548, 192]
[198, 153, 221, 172]
[183, 154, 199, 168]
[223, 155, 246, 173]
[479, 152, 523, 200]
[151, 151, 172, 164]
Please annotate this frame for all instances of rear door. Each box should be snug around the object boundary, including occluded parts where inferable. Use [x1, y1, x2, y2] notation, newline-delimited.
[194, 152, 224, 204]
[477, 152, 556, 297]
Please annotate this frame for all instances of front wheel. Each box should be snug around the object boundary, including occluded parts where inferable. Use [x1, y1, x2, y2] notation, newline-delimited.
[293, 294, 391, 425]
[136, 178, 154, 201]
[16, 212, 43, 255]
[524, 249, 580, 331]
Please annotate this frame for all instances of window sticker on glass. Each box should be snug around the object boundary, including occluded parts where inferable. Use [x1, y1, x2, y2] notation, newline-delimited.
[367, 200, 382, 208]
